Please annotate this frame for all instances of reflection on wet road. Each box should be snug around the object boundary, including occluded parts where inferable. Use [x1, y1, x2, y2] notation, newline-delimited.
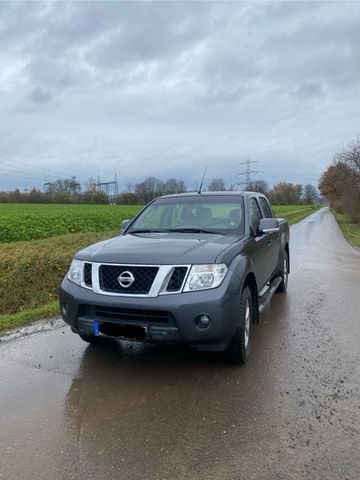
[1, 208, 359, 479]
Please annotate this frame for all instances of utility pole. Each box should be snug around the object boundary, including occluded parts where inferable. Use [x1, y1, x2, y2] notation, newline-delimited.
[114, 172, 119, 197]
[236, 158, 263, 188]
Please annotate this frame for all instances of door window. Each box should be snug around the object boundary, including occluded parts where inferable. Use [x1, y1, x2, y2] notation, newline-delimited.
[259, 197, 273, 218]
[249, 198, 262, 233]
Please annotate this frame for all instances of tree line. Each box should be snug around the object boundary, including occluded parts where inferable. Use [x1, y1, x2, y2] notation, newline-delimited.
[319, 138, 360, 223]
[0, 186, 109, 204]
[237, 180, 319, 205]
[210, 178, 319, 205]
[0, 175, 319, 205]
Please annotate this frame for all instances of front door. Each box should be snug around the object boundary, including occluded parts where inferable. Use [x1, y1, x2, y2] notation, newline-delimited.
[258, 196, 281, 276]
[248, 197, 273, 288]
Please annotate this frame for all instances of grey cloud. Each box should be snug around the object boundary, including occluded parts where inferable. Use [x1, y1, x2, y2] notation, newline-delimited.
[85, 3, 211, 73]
[294, 81, 325, 100]
[27, 87, 53, 104]
[1, 1, 360, 191]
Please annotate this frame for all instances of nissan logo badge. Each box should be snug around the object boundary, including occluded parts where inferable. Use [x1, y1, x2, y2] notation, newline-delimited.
[117, 271, 135, 288]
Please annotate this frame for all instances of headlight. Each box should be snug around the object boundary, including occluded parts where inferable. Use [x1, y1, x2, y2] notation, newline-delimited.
[67, 259, 84, 285]
[183, 264, 228, 292]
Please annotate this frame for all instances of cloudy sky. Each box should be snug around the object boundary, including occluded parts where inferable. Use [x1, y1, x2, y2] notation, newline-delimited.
[1, 1, 360, 192]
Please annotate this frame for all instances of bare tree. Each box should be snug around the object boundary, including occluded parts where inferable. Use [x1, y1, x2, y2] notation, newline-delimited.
[45, 177, 81, 196]
[125, 182, 134, 193]
[86, 177, 97, 192]
[303, 184, 318, 204]
[163, 178, 187, 195]
[246, 180, 268, 194]
[135, 177, 163, 203]
[336, 137, 360, 174]
[208, 178, 226, 191]
[268, 182, 303, 205]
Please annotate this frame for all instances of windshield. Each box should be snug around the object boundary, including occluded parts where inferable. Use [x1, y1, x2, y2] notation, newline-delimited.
[128, 196, 243, 234]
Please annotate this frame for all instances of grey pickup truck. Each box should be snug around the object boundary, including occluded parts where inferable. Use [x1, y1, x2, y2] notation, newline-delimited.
[59, 192, 289, 364]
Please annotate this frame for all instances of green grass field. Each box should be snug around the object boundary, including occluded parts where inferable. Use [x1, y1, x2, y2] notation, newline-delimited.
[0, 204, 142, 242]
[0, 203, 320, 333]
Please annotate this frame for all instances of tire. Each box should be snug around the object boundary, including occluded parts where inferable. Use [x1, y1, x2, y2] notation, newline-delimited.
[225, 286, 252, 365]
[276, 251, 289, 293]
[79, 333, 112, 345]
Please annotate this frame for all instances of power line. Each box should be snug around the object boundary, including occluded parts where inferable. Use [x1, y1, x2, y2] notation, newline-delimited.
[0, 165, 66, 186]
[0, 172, 47, 184]
[0, 157, 88, 191]
[0, 165, 48, 182]
[0, 164, 48, 181]
[0, 156, 77, 180]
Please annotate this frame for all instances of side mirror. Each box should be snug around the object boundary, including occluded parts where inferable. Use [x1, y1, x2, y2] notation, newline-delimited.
[121, 219, 131, 234]
[258, 218, 279, 234]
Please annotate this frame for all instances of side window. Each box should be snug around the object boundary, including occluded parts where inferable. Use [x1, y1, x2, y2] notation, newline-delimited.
[249, 198, 262, 233]
[259, 197, 273, 218]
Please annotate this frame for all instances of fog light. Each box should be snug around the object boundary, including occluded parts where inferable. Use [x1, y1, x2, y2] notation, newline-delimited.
[194, 314, 212, 330]
[61, 302, 69, 318]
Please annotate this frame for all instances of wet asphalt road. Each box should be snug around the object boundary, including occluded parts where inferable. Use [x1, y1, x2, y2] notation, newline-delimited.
[1, 207, 359, 480]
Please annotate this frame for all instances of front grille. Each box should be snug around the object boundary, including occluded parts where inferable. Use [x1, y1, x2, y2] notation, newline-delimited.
[87, 305, 172, 324]
[99, 265, 159, 294]
[84, 263, 92, 287]
[167, 267, 188, 292]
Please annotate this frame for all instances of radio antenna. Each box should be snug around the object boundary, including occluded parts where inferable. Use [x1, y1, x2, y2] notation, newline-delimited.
[198, 165, 207, 194]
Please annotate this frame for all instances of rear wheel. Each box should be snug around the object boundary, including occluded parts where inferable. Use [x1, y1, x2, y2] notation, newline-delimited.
[276, 251, 289, 293]
[225, 286, 252, 365]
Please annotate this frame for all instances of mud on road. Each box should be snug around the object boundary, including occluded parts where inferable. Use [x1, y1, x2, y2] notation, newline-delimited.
[0, 207, 359, 480]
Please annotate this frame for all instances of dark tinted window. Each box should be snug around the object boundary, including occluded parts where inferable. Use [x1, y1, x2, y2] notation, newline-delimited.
[249, 198, 262, 233]
[259, 197, 273, 218]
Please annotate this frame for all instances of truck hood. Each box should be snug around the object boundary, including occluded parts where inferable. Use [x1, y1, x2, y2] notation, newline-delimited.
[75, 232, 241, 265]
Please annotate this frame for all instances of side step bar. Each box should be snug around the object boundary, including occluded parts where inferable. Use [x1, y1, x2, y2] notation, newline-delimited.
[258, 276, 282, 314]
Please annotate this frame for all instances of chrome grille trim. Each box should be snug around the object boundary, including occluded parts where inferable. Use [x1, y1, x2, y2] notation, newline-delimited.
[89, 263, 190, 297]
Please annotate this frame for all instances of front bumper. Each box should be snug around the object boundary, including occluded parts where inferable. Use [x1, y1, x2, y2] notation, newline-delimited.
[59, 271, 240, 347]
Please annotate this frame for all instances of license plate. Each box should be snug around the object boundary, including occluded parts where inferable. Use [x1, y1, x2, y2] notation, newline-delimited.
[96, 322, 147, 340]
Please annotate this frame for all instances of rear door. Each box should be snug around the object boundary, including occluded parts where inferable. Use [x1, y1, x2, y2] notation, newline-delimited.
[248, 197, 273, 288]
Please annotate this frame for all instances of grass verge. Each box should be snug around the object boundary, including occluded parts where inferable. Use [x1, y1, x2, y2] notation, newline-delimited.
[333, 211, 360, 250]
[273, 204, 321, 225]
[0, 230, 117, 334]
[0, 301, 59, 333]
[0, 204, 321, 334]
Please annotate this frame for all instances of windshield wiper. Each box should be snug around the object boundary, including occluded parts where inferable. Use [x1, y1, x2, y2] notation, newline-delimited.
[166, 228, 224, 235]
[128, 229, 165, 234]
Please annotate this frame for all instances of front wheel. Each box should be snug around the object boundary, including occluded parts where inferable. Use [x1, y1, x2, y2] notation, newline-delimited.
[225, 286, 252, 365]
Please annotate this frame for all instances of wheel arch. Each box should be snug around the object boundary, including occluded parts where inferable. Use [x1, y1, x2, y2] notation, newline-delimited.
[242, 271, 259, 325]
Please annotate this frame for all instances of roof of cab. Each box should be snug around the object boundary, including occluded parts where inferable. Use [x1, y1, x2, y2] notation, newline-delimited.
[159, 191, 264, 199]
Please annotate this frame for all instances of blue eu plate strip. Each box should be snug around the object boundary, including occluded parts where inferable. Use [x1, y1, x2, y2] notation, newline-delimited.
[93, 321, 100, 335]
